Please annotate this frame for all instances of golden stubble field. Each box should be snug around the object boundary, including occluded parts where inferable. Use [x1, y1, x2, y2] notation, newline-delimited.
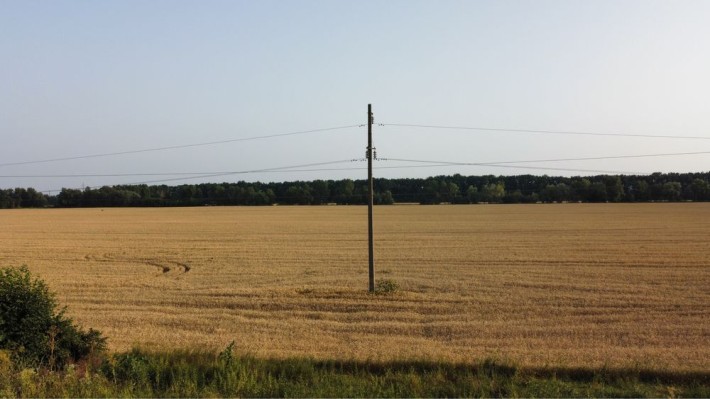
[1, 204, 708, 371]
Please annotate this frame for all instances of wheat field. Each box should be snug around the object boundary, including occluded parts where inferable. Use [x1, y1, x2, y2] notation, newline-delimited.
[0, 204, 708, 371]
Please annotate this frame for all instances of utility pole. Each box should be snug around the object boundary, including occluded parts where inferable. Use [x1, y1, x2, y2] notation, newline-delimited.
[367, 104, 375, 292]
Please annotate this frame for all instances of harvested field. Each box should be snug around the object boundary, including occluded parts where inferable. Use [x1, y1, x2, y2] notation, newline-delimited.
[0, 204, 708, 371]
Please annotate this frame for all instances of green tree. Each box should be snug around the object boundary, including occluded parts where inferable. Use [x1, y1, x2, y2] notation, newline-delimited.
[690, 178, 709, 201]
[661, 182, 682, 201]
[420, 178, 441, 204]
[541, 183, 571, 202]
[377, 190, 395, 205]
[333, 179, 355, 204]
[284, 184, 313, 205]
[481, 182, 505, 203]
[465, 185, 479, 203]
[633, 180, 650, 201]
[0, 190, 6, 208]
[588, 182, 608, 202]
[503, 189, 524, 203]
[571, 178, 591, 201]
[310, 180, 330, 205]
[15, 188, 48, 208]
[604, 176, 624, 202]
[208, 184, 227, 205]
[264, 188, 276, 204]
[441, 182, 460, 203]
[57, 188, 83, 207]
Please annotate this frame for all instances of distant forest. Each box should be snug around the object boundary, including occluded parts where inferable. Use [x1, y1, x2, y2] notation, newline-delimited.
[1, 172, 709, 209]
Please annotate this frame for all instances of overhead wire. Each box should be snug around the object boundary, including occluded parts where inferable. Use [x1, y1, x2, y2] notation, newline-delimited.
[0, 164, 647, 180]
[374, 149, 710, 175]
[0, 124, 361, 168]
[11, 121, 708, 172]
[11, 150, 706, 179]
[382, 149, 710, 168]
[376, 160, 643, 175]
[36, 159, 361, 194]
[380, 123, 710, 140]
[9, 120, 710, 194]
[129, 160, 359, 185]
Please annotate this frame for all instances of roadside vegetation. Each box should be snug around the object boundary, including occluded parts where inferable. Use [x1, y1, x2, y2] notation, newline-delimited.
[2, 347, 709, 397]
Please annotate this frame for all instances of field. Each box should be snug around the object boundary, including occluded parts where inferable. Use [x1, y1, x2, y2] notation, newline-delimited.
[0, 204, 708, 372]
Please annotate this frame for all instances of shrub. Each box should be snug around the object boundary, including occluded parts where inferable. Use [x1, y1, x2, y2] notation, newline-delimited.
[0, 266, 107, 368]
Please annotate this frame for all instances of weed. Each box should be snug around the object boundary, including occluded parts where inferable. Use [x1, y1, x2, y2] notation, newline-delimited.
[374, 279, 399, 294]
[218, 341, 236, 366]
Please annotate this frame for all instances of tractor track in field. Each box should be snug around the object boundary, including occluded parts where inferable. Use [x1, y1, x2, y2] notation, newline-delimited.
[143, 259, 192, 274]
[84, 252, 191, 276]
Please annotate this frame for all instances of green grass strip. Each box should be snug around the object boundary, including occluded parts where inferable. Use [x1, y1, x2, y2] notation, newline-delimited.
[1, 348, 708, 398]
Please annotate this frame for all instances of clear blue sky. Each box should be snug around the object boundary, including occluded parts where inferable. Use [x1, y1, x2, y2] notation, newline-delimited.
[2, 0, 709, 192]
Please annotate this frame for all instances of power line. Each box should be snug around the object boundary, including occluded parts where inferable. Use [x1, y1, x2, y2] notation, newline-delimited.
[0, 124, 361, 169]
[36, 159, 361, 193]
[381, 123, 710, 140]
[21, 164, 652, 186]
[114, 159, 362, 185]
[30, 160, 707, 194]
[9, 121, 705, 171]
[366, 149, 710, 175]
[11, 150, 702, 179]
[383, 149, 710, 167]
[19, 148, 708, 184]
[0, 159, 368, 178]
[1, 166, 362, 179]
[470, 150, 710, 164]
[376, 160, 642, 175]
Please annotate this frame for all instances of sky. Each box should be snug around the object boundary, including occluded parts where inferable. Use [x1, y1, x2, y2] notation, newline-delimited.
[1, 0, 709, 192]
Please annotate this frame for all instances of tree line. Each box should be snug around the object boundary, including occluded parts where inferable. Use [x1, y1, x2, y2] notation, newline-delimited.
[0, 171, 708, 209]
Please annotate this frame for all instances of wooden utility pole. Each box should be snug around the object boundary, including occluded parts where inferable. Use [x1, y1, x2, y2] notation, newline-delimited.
[367, 104, 375, 292]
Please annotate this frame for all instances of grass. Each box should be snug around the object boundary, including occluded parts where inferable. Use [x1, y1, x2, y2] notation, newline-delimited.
[2, 349, 708, 398]
[0, 204, 708, 371]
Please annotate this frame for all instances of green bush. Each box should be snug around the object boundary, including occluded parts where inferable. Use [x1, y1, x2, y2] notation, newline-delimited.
[0, 266, 107, 368]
